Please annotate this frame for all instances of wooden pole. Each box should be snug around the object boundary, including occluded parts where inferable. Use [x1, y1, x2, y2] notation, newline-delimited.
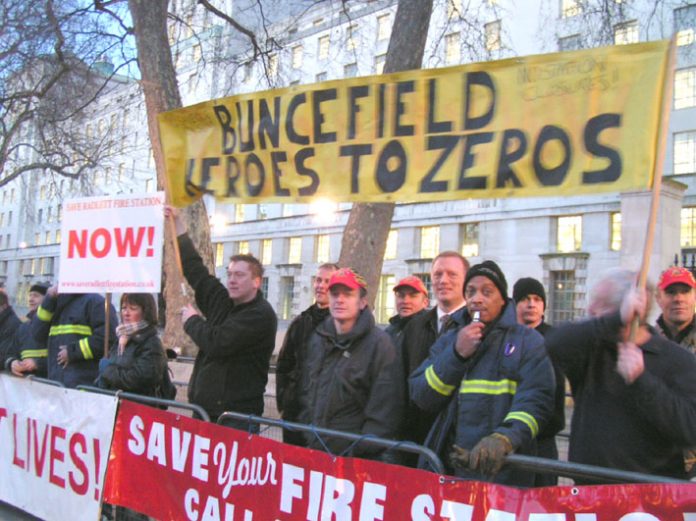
[104, 292, 111, 357]
[631, 37, 676, 337]
[157, 122, 188, 297]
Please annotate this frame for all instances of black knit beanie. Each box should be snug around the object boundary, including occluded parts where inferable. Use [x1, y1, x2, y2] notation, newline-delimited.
[29, 283, 48, 296]
[465, 260, 508, 298]
[513, 277, 546, 308]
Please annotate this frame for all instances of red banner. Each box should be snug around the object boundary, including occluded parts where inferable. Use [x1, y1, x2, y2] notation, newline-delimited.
[104, 401, 696, 520]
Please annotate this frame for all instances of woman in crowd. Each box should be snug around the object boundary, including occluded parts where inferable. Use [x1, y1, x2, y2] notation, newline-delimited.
[97, 293, 168, 397]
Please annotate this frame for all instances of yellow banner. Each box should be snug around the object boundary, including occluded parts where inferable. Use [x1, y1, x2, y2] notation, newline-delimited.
[159, 41, 669, 207]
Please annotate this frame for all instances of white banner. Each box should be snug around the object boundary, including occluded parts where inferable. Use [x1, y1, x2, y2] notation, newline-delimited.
[58, 192, 165, 294]
[0, 374, 118, 521]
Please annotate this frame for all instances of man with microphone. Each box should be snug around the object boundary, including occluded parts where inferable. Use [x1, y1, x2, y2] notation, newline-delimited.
[410, 260, 555, 486]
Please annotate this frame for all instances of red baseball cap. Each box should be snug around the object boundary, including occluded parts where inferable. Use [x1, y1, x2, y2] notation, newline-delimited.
[657, 266, 696, 290]
[394, 275, 428, 296]
[328, 268, 367, 291]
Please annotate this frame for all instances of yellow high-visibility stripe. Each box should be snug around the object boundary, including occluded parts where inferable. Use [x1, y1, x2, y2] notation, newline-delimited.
[79, 338, 93, 360]
[21, 349, 48, 358]
[425, 365, 456, 396]
[504, 411, 539, 438]
[37, 306, 53, 322]
[460, 379, 518, 395]
[49, 324, 92, 336]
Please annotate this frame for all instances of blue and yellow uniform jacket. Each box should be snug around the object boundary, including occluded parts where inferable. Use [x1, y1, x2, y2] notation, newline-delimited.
[32, 293, 117, 388]
[410, 302, 555, 486]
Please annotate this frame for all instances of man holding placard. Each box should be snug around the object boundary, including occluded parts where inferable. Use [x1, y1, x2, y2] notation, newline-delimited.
[167, 207, 277, 432]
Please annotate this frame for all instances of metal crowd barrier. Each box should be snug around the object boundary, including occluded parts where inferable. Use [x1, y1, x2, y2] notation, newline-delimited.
[22, 376, 687, 487]
[218, 411, 446, 474]
[26, 375, 65, 387]
[217, 411, 688, 485]
[75, 384, 211, 421]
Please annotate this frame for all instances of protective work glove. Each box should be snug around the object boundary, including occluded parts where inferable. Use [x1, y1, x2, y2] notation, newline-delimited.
[448, 445, 470, 469]
[468, 433, 513, 476]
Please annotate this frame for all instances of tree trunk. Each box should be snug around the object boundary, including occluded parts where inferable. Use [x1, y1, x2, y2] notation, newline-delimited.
[338, 0, 433, 306]
[129, 0, 214, 355]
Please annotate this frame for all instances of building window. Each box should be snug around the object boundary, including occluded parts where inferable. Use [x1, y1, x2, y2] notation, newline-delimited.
[675, 5, 696, 47]
[375, 275, 395, 324]
[374, 53, 386, 74]
[610, 212, 622, 252]
[416, 273, 433, 302]
[40, 186, 47, 200]
[347, 24, 358, 50]
[280, 276, 295, 320]
[557, 215, 582, 252]
[238, 241, 249, 254]
[561, 0, 581, 18]
[260, 277, 269, 300]
[291, 44, 303, 69]
[675, 68, 696, 109]
[377, 14, 391, 41]
[549, 270, 581, 323]
[215, 243, 224, 267]
[484, 20, 501, 51]
[261, 239, 272, 265]
[268, 54, 278, 80]
[461, 223, 480, 258]
[558, 34, 582, 51]
[34, 233, 41, 246]
[677, 28, 695, 47]
[37, 208, 43, 224]
[445, 32, 461, 64]
[384, 230, 398, 260]
[318, 35, 329, 60]
[56, 229, 61, 243]
[192, 44, 201, 63]
[234, 204, 245, 223]
[315, 234, 330, 263]
[447, 0, 462, 19]
[681, 207, 696, 248]
[316, 72, 327, 82]
[44, 231, 51, 244]
[419, 226, 440, 259]
[288, 237, 302, 263]
[614, 21, 638, 45]
[674, 131, 696, 175]
[344, 62, 357, 78]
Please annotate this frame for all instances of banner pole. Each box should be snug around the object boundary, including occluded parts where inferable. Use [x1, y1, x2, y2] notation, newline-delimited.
[631, 37, 676, 338]
[157, 131, 188, 297]
[104, 292, 111, 358]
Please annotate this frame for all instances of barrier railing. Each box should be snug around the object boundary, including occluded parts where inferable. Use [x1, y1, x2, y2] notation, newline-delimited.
[75, 384, 211, 422]
[218, 411, 689, 485]
[26, 375, 65, 387]
[503, 454, 688, 484]
[218, 411, 446, 474]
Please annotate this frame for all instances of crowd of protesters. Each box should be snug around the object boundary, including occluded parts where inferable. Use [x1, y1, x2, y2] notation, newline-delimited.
[1, 218, 696, 487]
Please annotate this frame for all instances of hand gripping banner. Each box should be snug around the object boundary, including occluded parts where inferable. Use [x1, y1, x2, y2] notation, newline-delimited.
[159, 41, 669, 207]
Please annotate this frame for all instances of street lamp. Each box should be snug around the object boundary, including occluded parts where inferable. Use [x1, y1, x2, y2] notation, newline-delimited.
[310, 198, 337, 226]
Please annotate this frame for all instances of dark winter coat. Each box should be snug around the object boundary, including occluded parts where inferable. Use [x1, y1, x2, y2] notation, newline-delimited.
[179, 234, 277, 420]
[410, 302, 555, 486]
[98, 326, 168, 397]
[276, 303, 330, 422]
[32, 294, 117, 388]
[299, 308, 404, 457]
[4, 310, 47, 376]
[384, 308, 428, 345]
[399, 307, 459, 446]
[0, 306, 22, 369]
[547, 312, 696, 482]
